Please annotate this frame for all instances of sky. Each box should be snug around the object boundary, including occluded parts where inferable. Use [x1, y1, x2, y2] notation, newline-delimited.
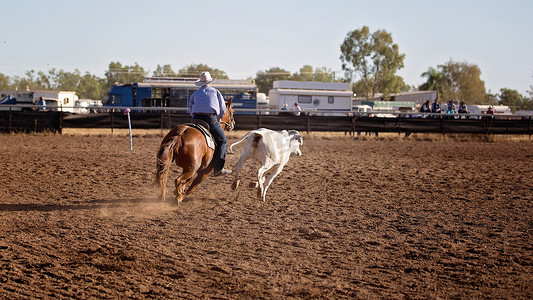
[2, 0, 532, 95]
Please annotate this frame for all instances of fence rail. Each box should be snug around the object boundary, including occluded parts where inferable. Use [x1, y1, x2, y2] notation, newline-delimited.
[1, 108, 532, 136]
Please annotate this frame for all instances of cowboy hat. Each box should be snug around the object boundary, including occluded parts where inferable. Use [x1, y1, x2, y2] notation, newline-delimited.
[195, 71, 216, 86]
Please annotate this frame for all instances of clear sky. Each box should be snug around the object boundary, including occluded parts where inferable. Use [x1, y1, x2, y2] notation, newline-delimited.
[2, 0, 532, 95]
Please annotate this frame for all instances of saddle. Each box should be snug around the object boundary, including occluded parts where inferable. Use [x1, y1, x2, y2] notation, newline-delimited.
[185, 120, 216, 150]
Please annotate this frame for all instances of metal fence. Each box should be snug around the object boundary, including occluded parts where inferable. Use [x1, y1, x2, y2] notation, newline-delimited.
[1, 106, 532, 136]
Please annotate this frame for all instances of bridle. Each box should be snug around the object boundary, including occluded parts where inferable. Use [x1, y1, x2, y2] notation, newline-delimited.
[220, 103, 235, 131]
[221, 109, 235, 131]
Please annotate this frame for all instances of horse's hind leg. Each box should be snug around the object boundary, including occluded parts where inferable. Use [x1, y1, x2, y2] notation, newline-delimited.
[175, 171, 195, 203]
[183, 168, 212, 198]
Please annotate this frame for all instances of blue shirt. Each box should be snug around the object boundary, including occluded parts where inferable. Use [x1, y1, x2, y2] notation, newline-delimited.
[188, 85, 226, 119]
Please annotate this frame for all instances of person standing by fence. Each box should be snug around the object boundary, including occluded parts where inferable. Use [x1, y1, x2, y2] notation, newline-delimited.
[292, 102, 302, 116]
[37, 96, 46, 112]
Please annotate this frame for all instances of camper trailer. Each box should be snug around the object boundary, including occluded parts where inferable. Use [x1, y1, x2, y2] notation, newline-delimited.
[269, 81, 352, 116]
[0, 90, 77, 112]
[467, 105, 512, 118]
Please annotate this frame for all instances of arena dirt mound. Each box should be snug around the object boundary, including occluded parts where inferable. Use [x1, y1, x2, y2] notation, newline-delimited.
[0, 134, 531, 298]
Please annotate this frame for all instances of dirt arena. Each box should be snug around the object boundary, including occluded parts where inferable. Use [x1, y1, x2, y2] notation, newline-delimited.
[0, 132, 531, 299]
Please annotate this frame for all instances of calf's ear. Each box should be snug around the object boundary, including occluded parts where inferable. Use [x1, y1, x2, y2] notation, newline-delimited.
[294, 134, 303, 145]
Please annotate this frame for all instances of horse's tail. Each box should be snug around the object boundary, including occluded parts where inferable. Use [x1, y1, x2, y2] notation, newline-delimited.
[155, 134, 181, 200]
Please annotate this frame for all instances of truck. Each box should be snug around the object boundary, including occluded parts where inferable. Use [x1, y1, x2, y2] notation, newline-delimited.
[104, 77, 259, 113]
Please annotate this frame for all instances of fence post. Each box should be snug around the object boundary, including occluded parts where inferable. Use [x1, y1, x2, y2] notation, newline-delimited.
[8, 107, 12, 133]
[110, 111, 114, 134]
[351, 116, 356, 136]
[306, 113, 310, 134]
[258, 111, 262, 128]
[527, 116, 531, 139]
[58, 110, 63, 134]
[398, 117, 402, 135]
[440, 116, 444, 135]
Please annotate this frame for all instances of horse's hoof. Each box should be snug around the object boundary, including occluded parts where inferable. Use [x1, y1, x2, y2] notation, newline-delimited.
[249, 182, 258, 188]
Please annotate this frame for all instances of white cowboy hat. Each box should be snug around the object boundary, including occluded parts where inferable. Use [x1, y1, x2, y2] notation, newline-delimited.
[195, 71, 216, 86]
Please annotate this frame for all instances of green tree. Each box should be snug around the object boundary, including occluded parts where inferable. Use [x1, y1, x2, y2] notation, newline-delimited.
[77, 72, 106, 100]
[254, 67, 291, 94]
[485, 91, 499, 105]
[176, 64, 228, 79]
[498, 88, 524, 112]
[0, 73, 10, 90]
[438, 59, 486, 104]
[50, 69, 82, 91]
[11, 70, 42, 90]
[419, 67, 445, 98]
[524, 77, 533, 110]
[105, 61, 147, 89]
[291, 65, 337, 82]
[153, 64, 176, 77]
[340, 26, 405, 99]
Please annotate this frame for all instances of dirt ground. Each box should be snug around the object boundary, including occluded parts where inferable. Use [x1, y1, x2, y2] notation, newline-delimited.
[0, 132, 531, 299]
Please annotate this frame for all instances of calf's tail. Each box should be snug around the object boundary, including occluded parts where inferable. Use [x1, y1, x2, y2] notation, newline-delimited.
[228, 131, 254, 154]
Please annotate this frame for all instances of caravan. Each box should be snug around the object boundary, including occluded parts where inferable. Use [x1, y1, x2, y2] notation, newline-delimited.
[0, 90, 77, 112]
[269, 81, 353, 116]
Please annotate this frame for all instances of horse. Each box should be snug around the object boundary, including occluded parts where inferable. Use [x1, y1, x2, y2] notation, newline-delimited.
[155, 98, 235, 202]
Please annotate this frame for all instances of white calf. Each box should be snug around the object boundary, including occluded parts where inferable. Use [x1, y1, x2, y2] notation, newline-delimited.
[229, 128, 303, 201]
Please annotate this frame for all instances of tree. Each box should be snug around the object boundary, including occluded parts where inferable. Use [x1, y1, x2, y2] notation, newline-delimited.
[419, 67, 444, 98]
[105, 62, 147, 89]
[291, 65, 337, 82]
[176, 64, 228, 79]
[254, 67, 291, 94]
[340, 26, 405, 99]
[50, 69, 82, 91]
[10, 70, 43, 91]
[77, 72, 106, 100]
[524, 76, 533, 111]
[498, 88, 524, 112]
[0, 73, 10, 90]
[153, 64, 176, 77]
[438, 59, 486, 104]
[485, 91, 499, 106]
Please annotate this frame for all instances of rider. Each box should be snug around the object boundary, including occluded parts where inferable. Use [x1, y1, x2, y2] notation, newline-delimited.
[188, 71, 232, 176]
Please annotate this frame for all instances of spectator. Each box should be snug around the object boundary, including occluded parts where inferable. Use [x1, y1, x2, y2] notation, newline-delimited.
[280, 103, 291, 115]
[446, 100, 456, 119]
[486, 106, 495, 115]
[458, 101, 468, 114]
[419, 100, 430, 117]
[292, 102, 302, 116]
[446, 100, 456, 114]
[431, 99, 441, 118]
[38, 96, 46, 112]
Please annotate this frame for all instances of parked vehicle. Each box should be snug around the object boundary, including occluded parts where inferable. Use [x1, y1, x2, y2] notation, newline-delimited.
[104, 77, 258, 113]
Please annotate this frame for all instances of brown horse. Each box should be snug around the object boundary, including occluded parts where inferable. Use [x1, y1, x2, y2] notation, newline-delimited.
[155, 99, 234, 202]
